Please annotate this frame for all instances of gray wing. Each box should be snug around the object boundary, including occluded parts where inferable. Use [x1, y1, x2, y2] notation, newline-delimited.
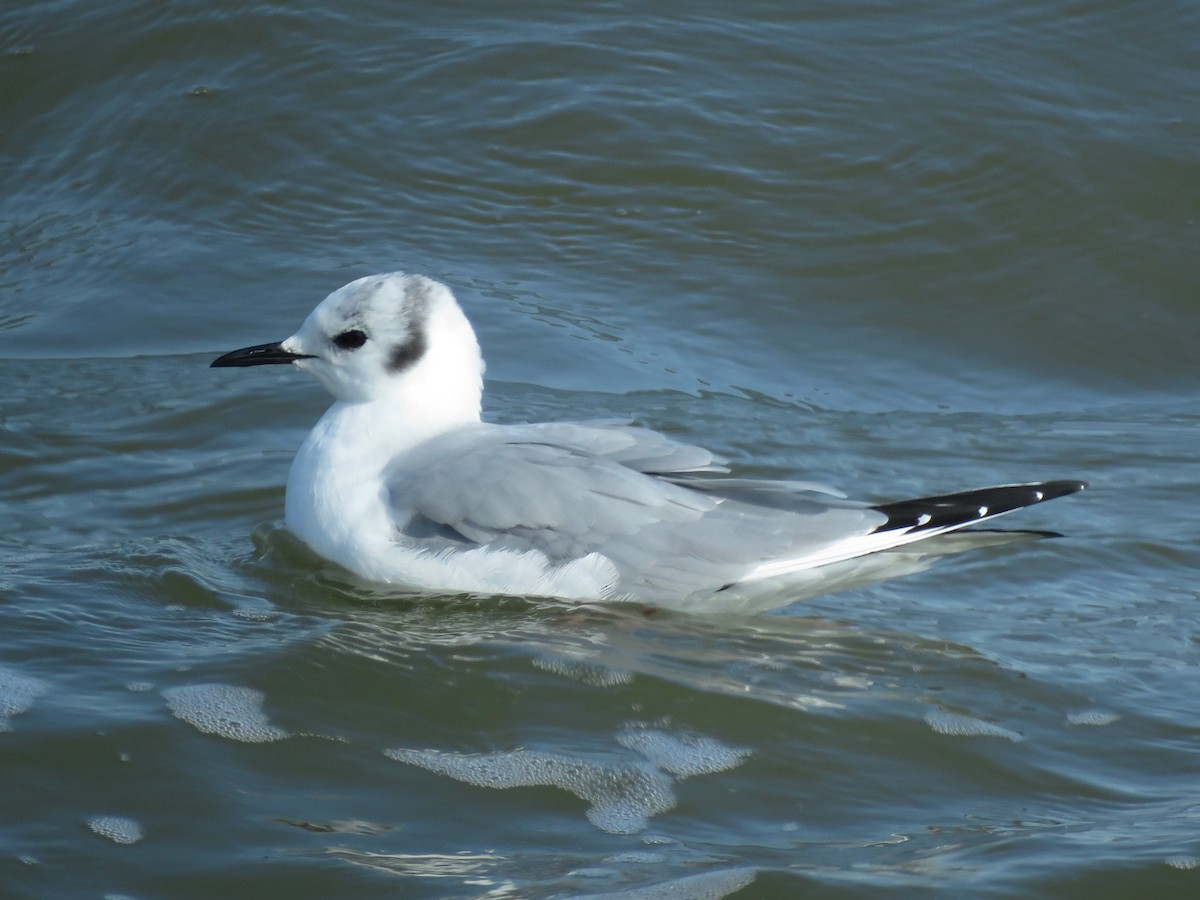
[501, 420, 847, 501]
[511, 420, 728, 475]
[385, 422, 882, 601]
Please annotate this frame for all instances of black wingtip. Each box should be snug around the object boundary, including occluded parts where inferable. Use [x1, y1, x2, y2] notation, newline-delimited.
[871, 479, 1087, 534]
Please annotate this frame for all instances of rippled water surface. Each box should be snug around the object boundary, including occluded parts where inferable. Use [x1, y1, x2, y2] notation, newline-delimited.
[2, 1, 1198, 897]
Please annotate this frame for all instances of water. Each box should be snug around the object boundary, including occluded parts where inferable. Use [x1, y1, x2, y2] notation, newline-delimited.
[1, 1, 1197, 896]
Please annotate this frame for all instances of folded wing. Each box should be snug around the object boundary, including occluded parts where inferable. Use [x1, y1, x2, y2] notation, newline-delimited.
[385, 422, 885, 601]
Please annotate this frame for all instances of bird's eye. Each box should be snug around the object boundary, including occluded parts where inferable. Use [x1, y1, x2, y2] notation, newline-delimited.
[333, 329, 367, 350]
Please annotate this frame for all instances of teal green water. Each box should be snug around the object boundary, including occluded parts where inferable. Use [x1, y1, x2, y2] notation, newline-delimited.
[2, 2, 1198, 897]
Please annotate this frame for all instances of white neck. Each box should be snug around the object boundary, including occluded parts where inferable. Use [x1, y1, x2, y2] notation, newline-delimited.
[367, 317, 484, 442]
[284, 315, 484, 573]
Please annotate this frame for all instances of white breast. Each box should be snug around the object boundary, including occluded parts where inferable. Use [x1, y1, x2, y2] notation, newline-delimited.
[283, 401, 622, 598]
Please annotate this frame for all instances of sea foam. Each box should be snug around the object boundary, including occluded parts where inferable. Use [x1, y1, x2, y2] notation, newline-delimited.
[162, 684, 288, 743]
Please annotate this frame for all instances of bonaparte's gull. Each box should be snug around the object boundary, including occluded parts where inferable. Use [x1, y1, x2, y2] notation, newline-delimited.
[212, 273, 1085, 614]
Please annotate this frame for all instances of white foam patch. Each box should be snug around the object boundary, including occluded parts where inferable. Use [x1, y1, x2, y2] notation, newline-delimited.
[1066, 709, 1120, 727]
[88, 815, 143, 845]
[1166, 856, 1200, 870]
[572, 867, 757, 899]
[533, 656, 633, 686]
[232, 607, 280, 622]
[641, 833, 677, 846]
[384, 748, 674, 834]
[924, 709, 1024, 742]
[605, 850, 667, 863]
[616, 726, 751, 778]
[0, 666, 48, 730]
[162, 684, 288, 743]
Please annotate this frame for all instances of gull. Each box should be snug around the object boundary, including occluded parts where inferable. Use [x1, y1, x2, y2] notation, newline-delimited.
[211, 273, 1085, 614]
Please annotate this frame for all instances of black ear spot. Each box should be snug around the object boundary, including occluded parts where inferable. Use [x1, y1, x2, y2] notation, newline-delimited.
[387, 328, 427, 373]
[333, 329, 367, 350]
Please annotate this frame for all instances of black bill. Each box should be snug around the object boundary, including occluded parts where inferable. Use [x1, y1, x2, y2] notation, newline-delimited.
[210, 342, 314, 368]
